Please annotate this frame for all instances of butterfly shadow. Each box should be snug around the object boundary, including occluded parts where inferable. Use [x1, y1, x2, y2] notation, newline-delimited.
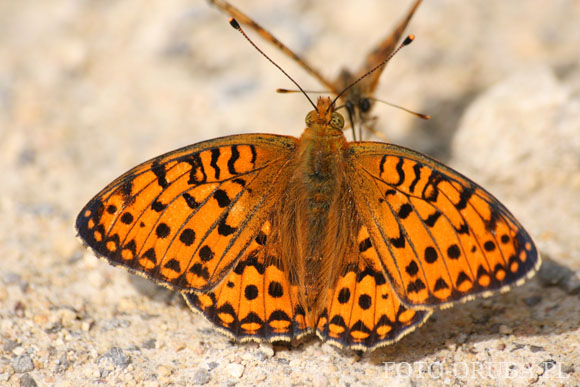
[124, 257, 579, 360]
[367, 274, 579, 363]
[396, 89, 479, 164]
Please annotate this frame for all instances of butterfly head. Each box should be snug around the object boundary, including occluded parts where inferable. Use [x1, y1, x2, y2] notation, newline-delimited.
[305, 97, 345, 131]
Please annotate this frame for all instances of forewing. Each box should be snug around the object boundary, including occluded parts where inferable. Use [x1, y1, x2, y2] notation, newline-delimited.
[184, 220, 311, 343]
[347, 142, 540, 308]
[76, 134, 296, 292]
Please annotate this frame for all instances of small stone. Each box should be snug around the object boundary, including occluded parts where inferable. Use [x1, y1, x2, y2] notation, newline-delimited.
[55, 353, 69, 373]
[562, 272, 580, 294]
[311, 374, 328, 387]
[33, 314, 48, 326]
[12, 354, 34, 373]
[157, 365, 172, 377]
[511, 343, 526, 352]
[81, 320, 93, 332]
[2, 272, 21, 285]
[205, 361, 218, 371]
[529, 345, 545, 353]
[100, 318, 130, 331]
[141, 338, 156, 349]
[191, 367, 210, 385]
[0, 286, 7, 302]
[226, 363, 244, 378]
[3, 339, 18, 352]
[499, 325, 513, 335]
[14, 302, 25, 318]
[523, 295, 542, 307]
[98, 347, 131, 368]
[538, 259, 571, 287]
[456, 333, 468, 344]
[561, 363, 575, 374]
[58, 309, 77, 328]
[19, 373, 37, 387]
[258, 343, 275, 358]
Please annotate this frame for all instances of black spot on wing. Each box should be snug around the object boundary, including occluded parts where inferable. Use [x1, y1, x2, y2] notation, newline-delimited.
[397, 203, 412, 219]
[182, 193, 200, 209]
[358, 238, 372, 252]
[213, 190, 231, 208]
[218, 220, 236, 237]
[151, 161, 169, 189]
[455, 187, 474, 210]
[151, 200, 166, 212]
[424, 211, 441, 227]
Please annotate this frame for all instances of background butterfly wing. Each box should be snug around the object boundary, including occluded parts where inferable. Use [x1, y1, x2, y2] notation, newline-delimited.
[345, 0, 423, 94]
[76, 134, 296, 292]
[347, 142, 540, 308]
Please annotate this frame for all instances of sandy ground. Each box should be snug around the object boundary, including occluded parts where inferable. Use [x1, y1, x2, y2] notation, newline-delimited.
[1, 0, 579, 385]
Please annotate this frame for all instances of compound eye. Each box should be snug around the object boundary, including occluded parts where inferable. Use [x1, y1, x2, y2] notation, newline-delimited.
[305, 111, 314, 126]
[359, 98, 371, 113]
[330, 112, 345, 129]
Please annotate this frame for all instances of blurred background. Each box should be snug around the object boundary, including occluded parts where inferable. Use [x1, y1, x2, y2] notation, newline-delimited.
[1, 0, 579, 385]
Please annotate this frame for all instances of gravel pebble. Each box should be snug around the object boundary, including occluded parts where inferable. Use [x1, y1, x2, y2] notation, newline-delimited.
[192, 367, 211, 385]
[499, 325, 513, 335]
[3, 339, 19, 353]
[12, 355, 34, 373]
[2, 272, 21, 285]
[226, 363, 245, 378]
[19, 373, 37, 387]
[538, 259, 572, 287]
[98, 347, 131, 369]
[562, 272, 580, 295]
[523, 295, 542, 307]
[141, 339, 156, 350]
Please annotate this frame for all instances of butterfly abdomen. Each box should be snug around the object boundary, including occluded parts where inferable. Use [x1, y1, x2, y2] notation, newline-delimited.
[278, 122, 357, 318]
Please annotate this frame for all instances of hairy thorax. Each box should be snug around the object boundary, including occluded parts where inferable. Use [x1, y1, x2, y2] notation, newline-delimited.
[275, 118, 360, 323]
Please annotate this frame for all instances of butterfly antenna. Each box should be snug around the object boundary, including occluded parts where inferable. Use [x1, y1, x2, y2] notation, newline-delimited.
[276, 88, 328, 95]
[370, 97, 430, 120]
[331, 34, 415, 108]
[229, 18, 317, 110]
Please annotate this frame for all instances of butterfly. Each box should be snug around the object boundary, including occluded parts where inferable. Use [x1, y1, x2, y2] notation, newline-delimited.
[208, 0, 424, 140]
[76, 91, 540, 351]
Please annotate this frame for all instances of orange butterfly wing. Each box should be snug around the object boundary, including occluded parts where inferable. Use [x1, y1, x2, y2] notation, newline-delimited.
[76, 134, 296, 292]
[347, 142, 540, 308]
[316, 225, 431, 351]
[184, 220, 311, 343]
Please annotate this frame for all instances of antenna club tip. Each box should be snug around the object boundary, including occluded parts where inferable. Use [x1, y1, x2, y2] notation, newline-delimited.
[229, 18, 240, 29]
[403, 34, 415, 45]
